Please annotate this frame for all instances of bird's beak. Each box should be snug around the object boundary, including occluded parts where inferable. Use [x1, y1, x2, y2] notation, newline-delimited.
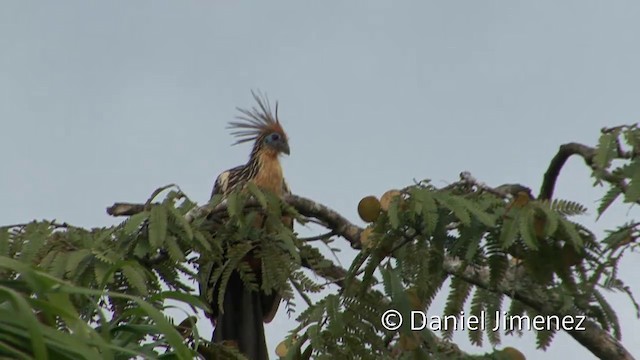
[280, 142, 290, 155]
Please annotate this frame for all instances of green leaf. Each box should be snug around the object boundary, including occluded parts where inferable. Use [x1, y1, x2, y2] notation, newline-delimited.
[133, 240, 150, 259]
[560, 220, 583, 248]
[468, 289, 484, 346]
[535, 323, 556, 350]
[457, 196, 496, 227]
[49, 251, 68, 278]
[45, 292, 83, 332]
[133, 300, 193, 359]
[149, 291, 211, 313]
[276, 232, 301, 264]
[0, 228, 9, 257]
[594, 132, 618, 170]
[94, 260, 113, 286]
[246, 182, 268, 209]
[19, 223, 50, 263]
[412, 189, 438, 234]
[226, 192, 241, 218]
[436, 194, 471, 226]
[0, 286, 47, 360]
[388, 200, 400, 229]
[624, 127, 640, 149]
[123, 211, 148, 235]
[193, 231, 213, 253]
[168, 206, 193, 242]
[65, 249, 92, 275]
[625, 161, 640, 203]
[518, 208, 538, 250]
[164, 235, 185, 262]
[488, 253, 508, 287]
[597, 186, 622, 219]
[603, 227, 632, 250]
[209, 193, 224, 208]
[149, 206, 168, 249]
[442, 277, 472, 340]
[382, 265, 411, 335]
[550, 198, 588, 216]
[499, 214, 520, 249]
[121, 263, 148, 295]
[536, 202, 559, 237]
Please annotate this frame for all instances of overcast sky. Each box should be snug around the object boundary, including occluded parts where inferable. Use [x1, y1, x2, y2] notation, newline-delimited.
[2, 1, 640, 359]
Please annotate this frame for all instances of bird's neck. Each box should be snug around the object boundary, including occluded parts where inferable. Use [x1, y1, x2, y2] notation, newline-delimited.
[248, 150, 284, 195]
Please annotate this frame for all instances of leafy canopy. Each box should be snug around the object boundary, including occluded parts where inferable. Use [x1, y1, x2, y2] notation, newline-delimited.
[1, 125, 639, 359]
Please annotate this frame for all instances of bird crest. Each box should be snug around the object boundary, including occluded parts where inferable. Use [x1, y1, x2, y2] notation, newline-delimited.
[228, 91, 288, 146]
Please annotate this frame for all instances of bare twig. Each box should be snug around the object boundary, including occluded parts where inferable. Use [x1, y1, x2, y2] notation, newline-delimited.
[139, 250, 170, 267]
[106, 202, 149, 216]
[450, 171, 534, 199]
[539, 143, 597, 200]
[145, 184, 178, 207]
[300, 256, 347, 289]
[290, 278, 314, 307]
[298, 231, 336, 242]
[1, 219, 80, 230]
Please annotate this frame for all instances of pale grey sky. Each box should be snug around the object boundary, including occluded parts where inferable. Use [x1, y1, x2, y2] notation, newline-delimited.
[2, 1, 640, 359]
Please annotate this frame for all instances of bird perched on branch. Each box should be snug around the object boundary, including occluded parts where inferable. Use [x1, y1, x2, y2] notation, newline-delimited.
[199, 91, 292, 360]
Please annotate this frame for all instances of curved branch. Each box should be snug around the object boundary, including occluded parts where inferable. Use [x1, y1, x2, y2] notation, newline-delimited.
[537, 142, 638, 209]
[539, 143, 597, 200]
[444, 259, 634, 360]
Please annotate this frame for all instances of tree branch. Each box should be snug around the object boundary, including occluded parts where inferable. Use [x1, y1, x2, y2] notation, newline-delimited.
[444, 258, 634, 360]
[539, 143, 597, 200]
[289, 192, 632, 358]
[106, 202, 147, 216]
[106, 190, 634, 359]
[456, 171, 534, 199]
[538, 141, 636, 203]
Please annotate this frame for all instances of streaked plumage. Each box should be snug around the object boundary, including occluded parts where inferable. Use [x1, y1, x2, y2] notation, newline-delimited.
[199, 91, 292, 360]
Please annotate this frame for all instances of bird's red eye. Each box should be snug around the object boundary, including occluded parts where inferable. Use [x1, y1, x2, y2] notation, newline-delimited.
[270, 133, 280, 141]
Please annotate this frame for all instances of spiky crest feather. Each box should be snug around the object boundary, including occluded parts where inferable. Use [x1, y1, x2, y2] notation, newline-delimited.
[227, 90, 288, 147]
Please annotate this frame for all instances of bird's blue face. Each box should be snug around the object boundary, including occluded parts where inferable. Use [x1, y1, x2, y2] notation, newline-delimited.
[264, 132, 290, 155]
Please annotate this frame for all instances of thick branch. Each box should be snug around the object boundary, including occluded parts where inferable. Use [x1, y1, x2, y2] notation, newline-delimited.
[300, 256, 346, 288]
[538, 141, 634, 203]
[444, 259, 634, 360]
[539, 143, 597, 200]
[283, 195, 363, 249]
[108, 195, 364, 248]
[106, 202, 147, 216]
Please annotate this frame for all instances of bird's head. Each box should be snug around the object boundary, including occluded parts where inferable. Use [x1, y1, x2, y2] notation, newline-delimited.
[263, 131, 290, 156]
[228, 90, 290, 158]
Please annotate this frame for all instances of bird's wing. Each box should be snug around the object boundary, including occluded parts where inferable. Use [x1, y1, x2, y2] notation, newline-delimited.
[210, 165, 245, 199]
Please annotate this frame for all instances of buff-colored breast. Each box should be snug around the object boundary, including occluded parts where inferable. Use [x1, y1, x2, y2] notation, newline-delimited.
[251, 151, 284, 195]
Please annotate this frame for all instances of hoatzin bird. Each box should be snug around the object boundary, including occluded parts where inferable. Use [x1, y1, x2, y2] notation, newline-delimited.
[199, 92, 292, 360]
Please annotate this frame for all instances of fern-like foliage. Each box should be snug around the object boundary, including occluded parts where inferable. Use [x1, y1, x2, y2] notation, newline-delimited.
[0, 186, 212, 358]
[279, 176, 637, 359]
[2, 125, 640, 360]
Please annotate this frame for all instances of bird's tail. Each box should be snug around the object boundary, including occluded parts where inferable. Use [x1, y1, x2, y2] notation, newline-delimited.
[212, 271, 275, 360]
